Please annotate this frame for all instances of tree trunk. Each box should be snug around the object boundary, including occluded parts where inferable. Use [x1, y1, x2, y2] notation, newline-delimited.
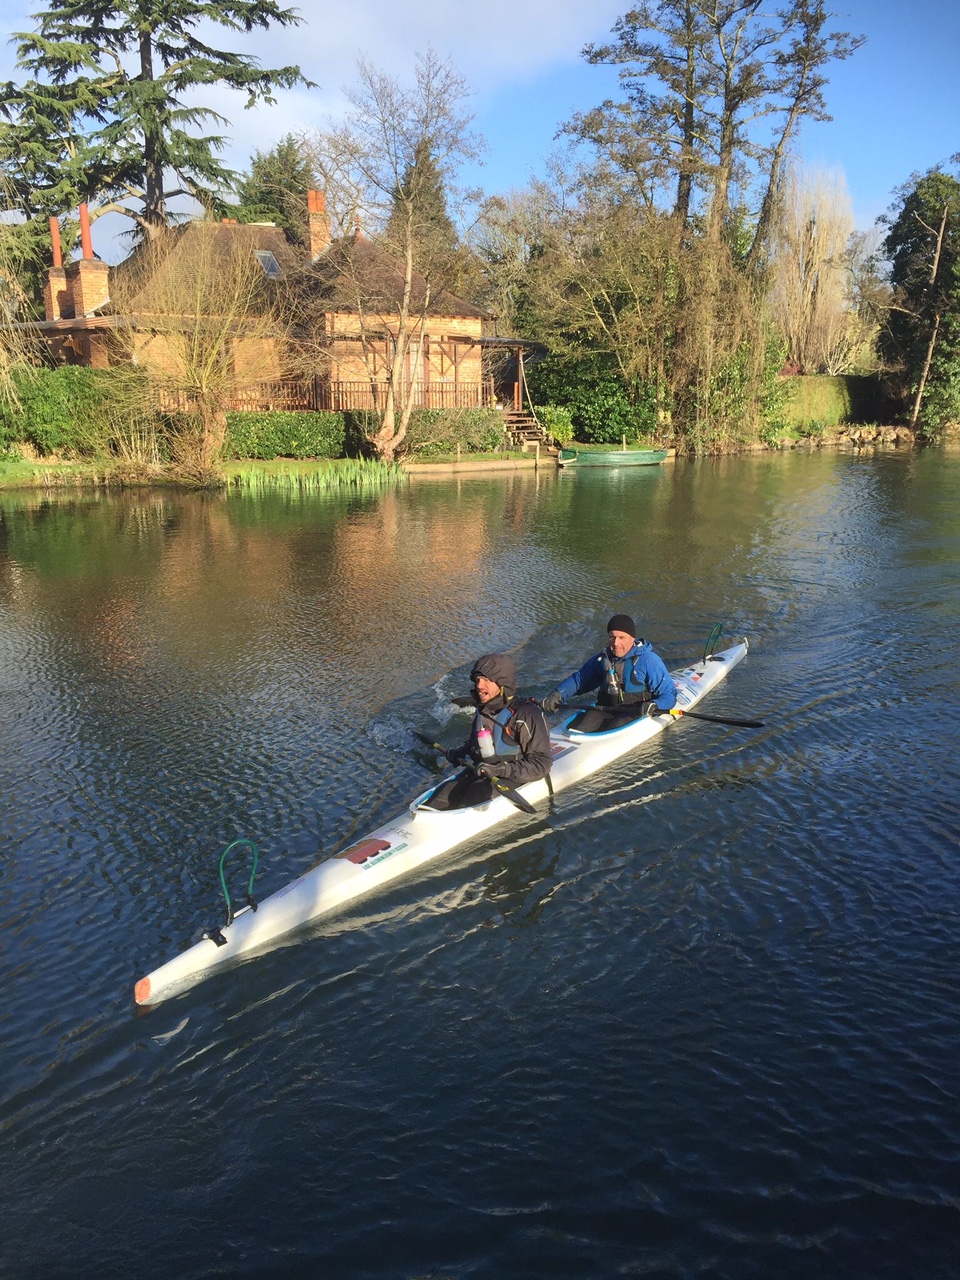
[909, 312, 942, 429]
[673, 1, 698, 226]
[139, 31, 165, 236]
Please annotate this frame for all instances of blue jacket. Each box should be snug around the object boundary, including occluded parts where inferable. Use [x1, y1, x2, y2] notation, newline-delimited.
[555, 639, 677, 711]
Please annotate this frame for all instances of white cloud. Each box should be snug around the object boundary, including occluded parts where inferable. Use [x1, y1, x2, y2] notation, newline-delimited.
[248, 0, 625, 90]
[0, 0, 625, 196]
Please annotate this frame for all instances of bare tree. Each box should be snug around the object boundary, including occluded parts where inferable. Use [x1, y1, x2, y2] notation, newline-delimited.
[112, 222, 289, 478]
[768, 165, 879, 374]
[306, 51, 481, 462]
[470, 184, 556, 335]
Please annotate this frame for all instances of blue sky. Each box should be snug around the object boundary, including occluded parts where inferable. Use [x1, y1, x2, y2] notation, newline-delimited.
[1, 0, 958, 256]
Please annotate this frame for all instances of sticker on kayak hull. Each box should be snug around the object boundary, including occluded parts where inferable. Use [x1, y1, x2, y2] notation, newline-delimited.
[339, 837, 408, 870]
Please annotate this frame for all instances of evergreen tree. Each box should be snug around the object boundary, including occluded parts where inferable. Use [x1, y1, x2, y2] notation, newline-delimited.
[383, 139, 462, 286]
[881, 168, 960, 435]
[0, 0, 308, 240]
[234, 135, 316, 244]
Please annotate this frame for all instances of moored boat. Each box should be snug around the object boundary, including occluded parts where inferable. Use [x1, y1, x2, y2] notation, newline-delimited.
[134, 638, 749, 1006]
[558, 447, 668, 467]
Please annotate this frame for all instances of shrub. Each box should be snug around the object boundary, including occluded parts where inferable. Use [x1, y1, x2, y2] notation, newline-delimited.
[527, 354, 661, 445]
[534, 405, 574, 444]
[405, 408, 504, 456]
[345, 408, 505, 458]
[570, 379, 660, 445]
[0, 365, 130, 457]
[225, 410, 346, 459]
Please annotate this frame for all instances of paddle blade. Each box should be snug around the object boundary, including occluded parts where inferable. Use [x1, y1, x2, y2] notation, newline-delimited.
[494, 781, 537, 814]
[672, 709, 764, 729]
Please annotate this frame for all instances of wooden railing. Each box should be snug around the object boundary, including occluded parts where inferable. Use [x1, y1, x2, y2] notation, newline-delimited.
[157, 379, 495, 414]
[156, 380, 316, 414]
[225, 379, 317, 411]
[325, 381, 491, 411]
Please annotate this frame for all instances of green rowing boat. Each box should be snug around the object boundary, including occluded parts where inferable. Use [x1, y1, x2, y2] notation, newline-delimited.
[558, 447, 668, 468]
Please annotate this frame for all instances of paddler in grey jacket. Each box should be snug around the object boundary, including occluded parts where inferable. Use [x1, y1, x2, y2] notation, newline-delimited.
[540, 613, 677, 733]
[429, 653, 552, 810]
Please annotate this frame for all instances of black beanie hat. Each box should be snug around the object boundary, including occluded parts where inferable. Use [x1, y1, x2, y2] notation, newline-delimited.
[471, 653, 517, 694]
[607, 613, 636, 636]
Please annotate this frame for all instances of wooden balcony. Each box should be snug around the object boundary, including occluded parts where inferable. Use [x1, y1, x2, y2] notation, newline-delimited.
[219, 378, 494, 413]
[158, 378, 496, 415]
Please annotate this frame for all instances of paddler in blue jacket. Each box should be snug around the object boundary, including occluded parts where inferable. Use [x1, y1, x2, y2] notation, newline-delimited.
[540, 613, 677, 733]
[429, 653, 553, 810]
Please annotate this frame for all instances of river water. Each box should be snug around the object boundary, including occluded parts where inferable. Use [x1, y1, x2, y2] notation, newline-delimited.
[1, 450, 958, 1279]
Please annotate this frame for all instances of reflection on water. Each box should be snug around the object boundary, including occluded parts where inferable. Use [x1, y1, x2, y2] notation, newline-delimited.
[1, 450, 959, 1280]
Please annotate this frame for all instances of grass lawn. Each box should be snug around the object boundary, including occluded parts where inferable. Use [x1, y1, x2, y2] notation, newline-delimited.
[0, 458, 102, 490]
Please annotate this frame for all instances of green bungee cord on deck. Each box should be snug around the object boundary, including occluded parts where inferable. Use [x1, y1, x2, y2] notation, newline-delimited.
[218, 838, 260, 929]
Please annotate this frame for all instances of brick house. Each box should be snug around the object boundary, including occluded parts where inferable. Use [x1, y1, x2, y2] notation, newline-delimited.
[32, 192, 541, 418]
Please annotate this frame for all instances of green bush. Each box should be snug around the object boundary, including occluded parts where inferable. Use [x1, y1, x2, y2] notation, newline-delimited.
[0, 365, 128, 457]
[406, 408, 504, 457]
[570, 379, 659, 444]
[527, 354, 661, 445]
[534, 405, 575, 444]
[225, 410, 347, 459]
[345, 408, 505, 458]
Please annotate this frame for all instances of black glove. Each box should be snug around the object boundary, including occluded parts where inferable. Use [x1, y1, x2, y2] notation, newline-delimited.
[446, 746, 468, 766]
[476, 761, 506, 780]
[540, 690, 563, 714]
[644, 702, 660, 717]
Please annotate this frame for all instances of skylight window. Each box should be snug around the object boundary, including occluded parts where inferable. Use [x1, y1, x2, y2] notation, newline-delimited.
[254, 250, 282, 278]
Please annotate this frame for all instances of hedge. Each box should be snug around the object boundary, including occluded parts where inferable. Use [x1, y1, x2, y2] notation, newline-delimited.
[0, 365, 135, 457]
[225, 410, 347, 459]
[342, 407, 505, 457]
[780, 375, 894, 429]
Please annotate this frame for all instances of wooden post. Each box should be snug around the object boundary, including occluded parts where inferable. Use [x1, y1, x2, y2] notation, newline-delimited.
[535, 441, 540, 470]
[622, 434, 626, 451]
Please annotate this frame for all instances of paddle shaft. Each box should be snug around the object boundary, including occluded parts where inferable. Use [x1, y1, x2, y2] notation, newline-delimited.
[559, 701, 764, 730]
[411, 731, 537, 814]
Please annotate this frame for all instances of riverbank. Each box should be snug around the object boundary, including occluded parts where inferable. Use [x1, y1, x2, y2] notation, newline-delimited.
[0, 424, 947, 491]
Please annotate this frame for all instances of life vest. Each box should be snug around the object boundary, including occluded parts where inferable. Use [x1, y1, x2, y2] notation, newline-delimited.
[472, 702, 521, 759]
[599, 649, 650, 707]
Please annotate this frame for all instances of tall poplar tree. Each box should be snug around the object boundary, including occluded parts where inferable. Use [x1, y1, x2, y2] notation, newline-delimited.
[0, 0, 308, 240]
[577, 0, 863, 260]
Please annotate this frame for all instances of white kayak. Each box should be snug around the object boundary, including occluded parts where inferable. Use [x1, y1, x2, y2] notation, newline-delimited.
[134, 638, 749, 1006]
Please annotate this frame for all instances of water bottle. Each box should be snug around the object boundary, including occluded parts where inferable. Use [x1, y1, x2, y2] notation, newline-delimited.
[477, 726, 495, 759]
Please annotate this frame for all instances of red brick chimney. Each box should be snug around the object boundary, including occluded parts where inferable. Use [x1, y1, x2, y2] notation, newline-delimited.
[307, 189, 330, 259]
[79, 201, 94, 258]
[44, 215, 68, 321]
[65, 202, 111, 317]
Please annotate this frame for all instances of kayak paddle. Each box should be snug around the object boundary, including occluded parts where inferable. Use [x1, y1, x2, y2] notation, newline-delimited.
[555, 700, 764, 730]
[412, 731, 537, 815]
[669, 708, 765, 729]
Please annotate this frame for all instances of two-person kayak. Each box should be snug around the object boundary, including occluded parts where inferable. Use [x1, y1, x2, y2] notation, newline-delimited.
[135, 638, 750, 1006]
